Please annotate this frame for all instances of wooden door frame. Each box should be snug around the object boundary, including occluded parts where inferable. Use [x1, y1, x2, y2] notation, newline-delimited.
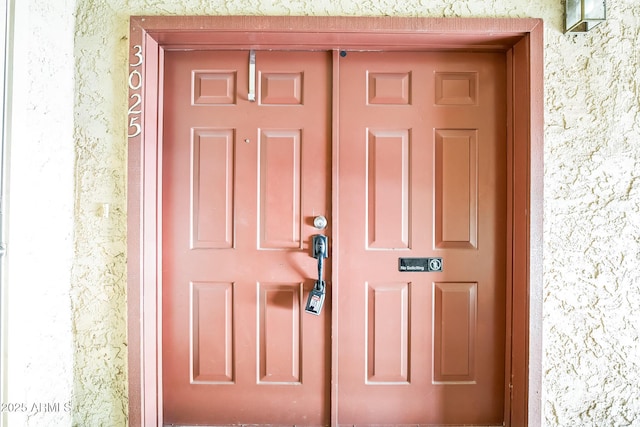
[127, 16, 543, 427]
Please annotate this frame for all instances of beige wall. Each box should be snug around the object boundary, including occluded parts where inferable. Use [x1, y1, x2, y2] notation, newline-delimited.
[5, 0, 640, 426]
[4, 0, 75, 425]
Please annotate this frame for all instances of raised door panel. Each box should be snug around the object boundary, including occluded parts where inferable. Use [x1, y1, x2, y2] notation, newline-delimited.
[433, 282, 477, 383]
[366, 282, 410, 384]
[258, 130, 302, 249]
[434, 129, 478, 249]
[190, 281, 234, 383]
[258, 283, 302, 384]
[191, 129, 235, 249]
[366, 129, 410, 249]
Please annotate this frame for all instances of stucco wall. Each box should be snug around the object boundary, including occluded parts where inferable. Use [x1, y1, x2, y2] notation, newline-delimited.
[7, 0, 640, 426]
[543, 6, 640, 423]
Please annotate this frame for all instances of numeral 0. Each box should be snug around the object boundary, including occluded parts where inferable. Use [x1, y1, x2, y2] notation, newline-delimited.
[128, 70, 142, 91]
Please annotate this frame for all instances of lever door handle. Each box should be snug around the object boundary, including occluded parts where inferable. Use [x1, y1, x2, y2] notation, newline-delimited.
[306, 234, 328, 315]
[312, 234, 328, 286]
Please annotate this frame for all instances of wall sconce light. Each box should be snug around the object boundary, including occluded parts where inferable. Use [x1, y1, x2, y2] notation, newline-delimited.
[565, 0, 606, 33]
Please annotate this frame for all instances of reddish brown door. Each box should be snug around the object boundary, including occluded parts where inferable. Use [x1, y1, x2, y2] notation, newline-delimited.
[336, 51, 507, 425]
[161, 49, 506, 426]
[162, 50, 332, 425]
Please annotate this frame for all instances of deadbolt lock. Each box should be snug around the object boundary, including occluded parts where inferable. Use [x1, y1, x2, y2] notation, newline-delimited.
[313, 215, 328, 230]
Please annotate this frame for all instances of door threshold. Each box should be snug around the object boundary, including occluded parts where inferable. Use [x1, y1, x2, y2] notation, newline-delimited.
[165, 424, 503, 427]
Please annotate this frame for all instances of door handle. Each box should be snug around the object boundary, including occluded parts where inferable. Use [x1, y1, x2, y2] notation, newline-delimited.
[248, 50, 256, 102]
[305, 235, 328, 315]
[312, 234, 328, 282]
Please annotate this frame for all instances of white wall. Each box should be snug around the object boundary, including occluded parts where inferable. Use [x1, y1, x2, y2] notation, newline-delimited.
[4, 0, 75, 425]
[4, 0, 640, 426]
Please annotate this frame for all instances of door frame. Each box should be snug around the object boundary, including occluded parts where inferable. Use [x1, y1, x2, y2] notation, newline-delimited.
[127, 16, 543, 427]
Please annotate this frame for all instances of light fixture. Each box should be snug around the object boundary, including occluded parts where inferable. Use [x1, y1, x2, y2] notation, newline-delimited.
[565, 0, 606, 33]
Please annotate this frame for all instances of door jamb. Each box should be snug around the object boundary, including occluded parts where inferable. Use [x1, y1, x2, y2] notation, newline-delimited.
[127, 16, 543, 427]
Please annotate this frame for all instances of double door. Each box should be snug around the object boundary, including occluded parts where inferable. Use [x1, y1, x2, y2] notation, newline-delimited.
[162, 49, 506, 426]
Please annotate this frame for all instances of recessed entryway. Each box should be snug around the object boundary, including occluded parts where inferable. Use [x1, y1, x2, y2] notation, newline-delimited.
[127, 16, 543, 427]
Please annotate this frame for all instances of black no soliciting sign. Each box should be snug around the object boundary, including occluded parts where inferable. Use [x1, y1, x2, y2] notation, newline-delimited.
[398, 257, 443, 272]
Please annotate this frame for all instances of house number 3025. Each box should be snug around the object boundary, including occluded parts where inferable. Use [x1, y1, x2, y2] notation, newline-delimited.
[128, 45, 143, 138]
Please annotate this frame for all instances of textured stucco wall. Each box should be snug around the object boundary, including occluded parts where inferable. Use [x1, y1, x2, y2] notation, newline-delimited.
[71, 2, 129, 426]
[543, 7, 640, 424]
[9, 0, 639, 426]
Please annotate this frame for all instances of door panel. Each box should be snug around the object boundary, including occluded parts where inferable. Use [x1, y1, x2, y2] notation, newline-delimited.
[162, 50, 331, 425]
[336, 51, 506, 425]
